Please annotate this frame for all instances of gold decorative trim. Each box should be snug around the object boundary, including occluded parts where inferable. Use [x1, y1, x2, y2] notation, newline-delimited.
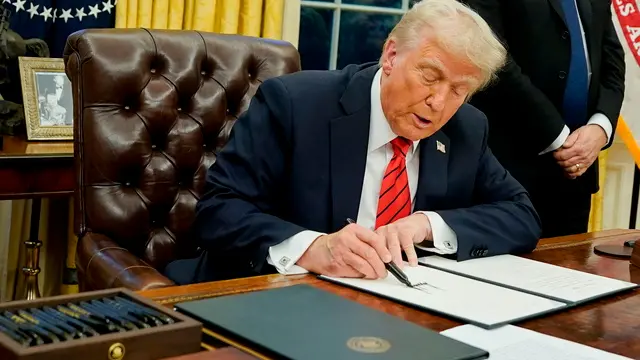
[200, 343, 216, 351]
[18, 56, 73, 140]
[156, 285, 274, 305]
[534, 231, 638, 252]
[202, 327, 272, 360]
[533, 239, 598, 251]
[347, 337, 391, 353]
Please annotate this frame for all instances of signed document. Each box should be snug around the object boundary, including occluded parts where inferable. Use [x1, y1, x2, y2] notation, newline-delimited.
[320, 264, 565, 328]
[419, 255, 638, 304]
[441, 325, 632, 360]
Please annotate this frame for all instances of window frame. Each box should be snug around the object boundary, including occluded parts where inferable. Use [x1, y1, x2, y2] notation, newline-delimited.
[300, 0, 411, 69]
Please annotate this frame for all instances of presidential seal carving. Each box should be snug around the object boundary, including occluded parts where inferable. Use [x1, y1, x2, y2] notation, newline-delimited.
[347, 336, 391, 353]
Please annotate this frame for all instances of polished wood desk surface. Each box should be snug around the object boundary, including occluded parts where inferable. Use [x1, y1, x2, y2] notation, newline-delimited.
[0, 135, 74, 199]
[141, 229, 640, 359]
[0, 135, 74, 158]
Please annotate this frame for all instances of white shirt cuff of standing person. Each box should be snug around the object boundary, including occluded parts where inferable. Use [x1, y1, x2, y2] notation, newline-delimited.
[266, 211, 458, 275]
[538, 113, 612, 155]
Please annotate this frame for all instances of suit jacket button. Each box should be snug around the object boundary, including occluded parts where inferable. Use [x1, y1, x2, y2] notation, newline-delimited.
[558, 71, 567, 79]
[562, 31, 569, 40]
[249, 261, 254, 267]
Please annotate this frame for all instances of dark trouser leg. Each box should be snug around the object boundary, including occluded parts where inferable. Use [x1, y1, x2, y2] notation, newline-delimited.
[530, 187, 592, 239]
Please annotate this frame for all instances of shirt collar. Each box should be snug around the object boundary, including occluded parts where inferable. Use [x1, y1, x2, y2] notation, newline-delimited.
[368, 68, 420, 154]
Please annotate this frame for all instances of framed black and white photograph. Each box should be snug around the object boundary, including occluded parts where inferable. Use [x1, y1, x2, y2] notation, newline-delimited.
[19, 57, 73, 140]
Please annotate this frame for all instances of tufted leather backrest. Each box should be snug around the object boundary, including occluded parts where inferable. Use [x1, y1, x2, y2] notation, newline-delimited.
[64, 28, 300, 271]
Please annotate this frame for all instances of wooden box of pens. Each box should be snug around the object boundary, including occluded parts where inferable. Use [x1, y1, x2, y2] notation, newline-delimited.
[0, 288, 202, 360]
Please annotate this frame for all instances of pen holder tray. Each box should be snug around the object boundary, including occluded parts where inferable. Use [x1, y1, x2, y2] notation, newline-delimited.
[0, 288, 202, 360]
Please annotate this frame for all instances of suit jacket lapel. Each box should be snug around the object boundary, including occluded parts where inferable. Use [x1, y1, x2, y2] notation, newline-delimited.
[330, 65, 378, 231]
[414, 131, 450, 211]
[548, 0, 593, 45]
[549, 0, 594, 73]
[547, 0, 567, 27]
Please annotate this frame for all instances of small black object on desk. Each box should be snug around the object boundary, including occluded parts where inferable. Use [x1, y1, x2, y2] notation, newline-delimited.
[594, 238, 639, 258]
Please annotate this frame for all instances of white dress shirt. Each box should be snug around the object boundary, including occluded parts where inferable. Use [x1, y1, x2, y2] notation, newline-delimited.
[266, 69, 458, 275]
[540, 0, 612, 155]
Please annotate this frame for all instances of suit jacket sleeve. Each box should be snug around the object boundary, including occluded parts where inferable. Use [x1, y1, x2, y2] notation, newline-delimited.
[461, 0, 566, 152]
[193, 78, 306, 273]
[595, 6, 625, 149]
[436, 117, 542, 261]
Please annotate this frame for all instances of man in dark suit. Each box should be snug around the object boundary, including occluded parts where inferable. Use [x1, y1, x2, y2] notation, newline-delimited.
[164, 0, 542, 284]
[460, 0, 626, 237]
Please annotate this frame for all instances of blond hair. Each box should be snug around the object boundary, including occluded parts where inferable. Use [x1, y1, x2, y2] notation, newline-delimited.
[381, 0, 506, 93]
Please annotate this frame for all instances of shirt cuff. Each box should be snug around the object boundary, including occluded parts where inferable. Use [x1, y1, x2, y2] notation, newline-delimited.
[266, 230, 325, 275]
[414, 211, 457, 254]
[539, 125, 569, 155]
[587, 113, 612, 144]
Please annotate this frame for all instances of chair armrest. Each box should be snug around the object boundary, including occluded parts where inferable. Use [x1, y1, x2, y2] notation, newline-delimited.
[76, 232, 175, 291]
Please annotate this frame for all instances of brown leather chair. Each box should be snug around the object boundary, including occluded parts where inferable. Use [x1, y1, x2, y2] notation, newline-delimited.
[64, 28, 300, 292]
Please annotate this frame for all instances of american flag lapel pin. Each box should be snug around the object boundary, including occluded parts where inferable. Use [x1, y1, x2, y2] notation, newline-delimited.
[436, 140, 446, 153]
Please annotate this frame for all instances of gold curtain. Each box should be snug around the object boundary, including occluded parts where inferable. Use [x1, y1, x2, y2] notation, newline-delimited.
[115, 0, 285, 39]
[588, 151, 608, 232]
[0, 199, 72, 302]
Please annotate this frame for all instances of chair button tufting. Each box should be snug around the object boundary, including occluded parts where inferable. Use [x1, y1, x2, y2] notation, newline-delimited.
[177, 107, 182, 112]
[151, 144, 157, 149]
[124, 106, 130, 110]
[201, 71, 206, 76]
[125, 182, 131, 187]
[150, 68, 156, 74]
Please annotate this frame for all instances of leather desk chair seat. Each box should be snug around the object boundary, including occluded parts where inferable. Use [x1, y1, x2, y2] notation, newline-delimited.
[64, 29, 300, 291]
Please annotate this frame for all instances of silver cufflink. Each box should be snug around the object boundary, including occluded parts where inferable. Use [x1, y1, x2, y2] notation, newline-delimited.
[279, 256, 291, 267]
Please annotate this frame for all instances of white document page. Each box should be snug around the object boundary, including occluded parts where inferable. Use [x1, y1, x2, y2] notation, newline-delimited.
[320, 265, 565, 328]
[419, 255, 637, 303]
[441, 324, 632, 360]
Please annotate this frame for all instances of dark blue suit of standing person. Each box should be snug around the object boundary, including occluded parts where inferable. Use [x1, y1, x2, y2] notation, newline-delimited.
[164, 0, 542, 284]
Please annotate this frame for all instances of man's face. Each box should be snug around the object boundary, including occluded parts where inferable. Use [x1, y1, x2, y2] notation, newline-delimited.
[379, 35, 481, 141]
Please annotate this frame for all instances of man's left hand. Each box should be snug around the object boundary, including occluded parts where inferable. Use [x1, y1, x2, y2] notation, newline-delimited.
[374, 213, 432, 268]
[553, 124, 607, 179]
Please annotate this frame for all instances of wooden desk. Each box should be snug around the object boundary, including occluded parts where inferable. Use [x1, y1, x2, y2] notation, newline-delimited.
[0, 135, 74, 299]
[141, 229, 640, 359]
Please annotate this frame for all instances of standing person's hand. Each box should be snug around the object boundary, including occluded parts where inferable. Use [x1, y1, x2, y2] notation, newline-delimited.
[297, 223, 392, 279]
[554, 125, 607, 179]
[375, 213, 432, 268]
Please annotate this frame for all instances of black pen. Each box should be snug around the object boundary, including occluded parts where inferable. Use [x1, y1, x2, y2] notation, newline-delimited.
[345, 218, 414, 287]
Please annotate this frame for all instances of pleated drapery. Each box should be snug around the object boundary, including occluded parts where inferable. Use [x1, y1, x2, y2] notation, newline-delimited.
[115, 0, 285, 39]
[588, 151, 608, 232]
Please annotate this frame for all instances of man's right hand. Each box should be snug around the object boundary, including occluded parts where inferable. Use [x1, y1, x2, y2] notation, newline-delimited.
[296, 223, 392, 279]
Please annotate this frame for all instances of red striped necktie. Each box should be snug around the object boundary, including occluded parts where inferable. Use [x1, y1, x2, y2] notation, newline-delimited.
[375, 137, 412, 229]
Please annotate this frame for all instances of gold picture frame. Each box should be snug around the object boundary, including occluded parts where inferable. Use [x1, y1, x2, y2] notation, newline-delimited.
[19, 57, 73, 140]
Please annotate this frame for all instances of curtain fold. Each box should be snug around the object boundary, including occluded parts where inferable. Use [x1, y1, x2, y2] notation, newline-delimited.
[588, 151, 608, 232]
[0, 199, 68, 301]
[115, 0, 285, 40]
